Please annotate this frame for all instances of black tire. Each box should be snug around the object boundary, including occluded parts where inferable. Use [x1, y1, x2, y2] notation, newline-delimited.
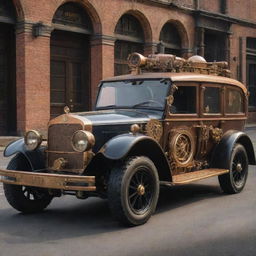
[108, 156, 159, 226]
[3, 153, 53, 213]
[218, 144, 249, 194]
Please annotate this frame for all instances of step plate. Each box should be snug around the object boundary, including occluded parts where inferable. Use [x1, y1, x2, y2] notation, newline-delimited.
[172, 169, 229, 185]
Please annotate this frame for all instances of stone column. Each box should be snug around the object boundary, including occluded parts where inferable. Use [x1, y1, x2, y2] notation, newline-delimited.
[16, 21, 52, 136]
[90, 35, 115, 107]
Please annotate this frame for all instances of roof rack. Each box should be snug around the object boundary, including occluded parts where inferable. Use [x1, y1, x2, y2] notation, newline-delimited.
[127, 53, 231, 77]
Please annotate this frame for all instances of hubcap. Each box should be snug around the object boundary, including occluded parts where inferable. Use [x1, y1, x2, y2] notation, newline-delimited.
[137, 184, 145, 196]
[236, 163, 242, 172]
[128, 169, 155, 214]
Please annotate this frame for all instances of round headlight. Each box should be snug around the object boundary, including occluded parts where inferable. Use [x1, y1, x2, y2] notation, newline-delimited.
[71, 130, 95, 152]
[24, 130, 42, 150]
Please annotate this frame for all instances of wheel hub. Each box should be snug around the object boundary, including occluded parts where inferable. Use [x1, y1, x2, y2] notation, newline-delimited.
[236, 163, 242, 172]
[137, 184, 145, 196]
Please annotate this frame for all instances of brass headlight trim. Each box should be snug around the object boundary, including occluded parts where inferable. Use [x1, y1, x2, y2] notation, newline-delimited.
[24, 130, 43, 151]
[71, 130, 95, 152]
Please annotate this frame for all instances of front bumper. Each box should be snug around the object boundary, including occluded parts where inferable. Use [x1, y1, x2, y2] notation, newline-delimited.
[0, 169, 96, 191]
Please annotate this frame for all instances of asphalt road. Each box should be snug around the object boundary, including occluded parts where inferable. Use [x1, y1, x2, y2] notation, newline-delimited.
[0, 129, 255, 256]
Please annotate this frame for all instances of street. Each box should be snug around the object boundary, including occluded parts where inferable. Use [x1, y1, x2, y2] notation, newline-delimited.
[0, 129, 255, 256]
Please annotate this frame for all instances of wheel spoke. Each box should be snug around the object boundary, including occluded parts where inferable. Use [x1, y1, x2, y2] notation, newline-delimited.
[129, 191, 138, 199]
[131, 194, 139, 207]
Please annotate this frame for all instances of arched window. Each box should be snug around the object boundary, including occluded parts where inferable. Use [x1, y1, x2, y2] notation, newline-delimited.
[114, 14, 144, 76]
[160, 23, 182, 56]
[52, 2, 92, 32]
[50, 3, 92, 118]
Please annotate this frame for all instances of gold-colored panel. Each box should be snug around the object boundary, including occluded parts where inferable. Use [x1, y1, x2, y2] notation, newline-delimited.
[172, 168, 229, 185]
[145, 119, 163, 142]
[0, 169, 96, 191]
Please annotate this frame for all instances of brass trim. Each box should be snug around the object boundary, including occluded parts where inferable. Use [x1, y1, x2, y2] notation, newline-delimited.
[0, 169, 96, 191]
[172, 168, 229, 185]
[145, 119, 163, 142]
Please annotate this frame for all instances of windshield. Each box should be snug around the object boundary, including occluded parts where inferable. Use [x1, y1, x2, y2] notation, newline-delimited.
[96, 79, 170, 111]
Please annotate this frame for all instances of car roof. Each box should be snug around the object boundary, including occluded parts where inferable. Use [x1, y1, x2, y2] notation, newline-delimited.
[102, 72, 247, 94]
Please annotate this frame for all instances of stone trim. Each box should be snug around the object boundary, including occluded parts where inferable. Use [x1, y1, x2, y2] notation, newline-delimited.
[91, 34, 116, 46]
[16, 21, 53, 37]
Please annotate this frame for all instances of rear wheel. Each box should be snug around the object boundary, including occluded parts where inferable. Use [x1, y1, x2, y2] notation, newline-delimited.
[3, 153, 53, 213]
[218, 144, 248, 194]
[108, 156, 159, 226]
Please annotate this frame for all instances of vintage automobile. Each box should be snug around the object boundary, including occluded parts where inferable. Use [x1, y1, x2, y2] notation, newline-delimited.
[0, 53, 255, 226]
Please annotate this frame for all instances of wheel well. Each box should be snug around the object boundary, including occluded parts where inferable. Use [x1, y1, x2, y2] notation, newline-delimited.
[237, 136, 256, 165]
[86, 139, 172, 182]
[126, 139, 171, 182]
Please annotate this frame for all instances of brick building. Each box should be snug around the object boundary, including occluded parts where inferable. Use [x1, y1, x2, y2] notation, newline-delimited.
[0, 0, 256, 135]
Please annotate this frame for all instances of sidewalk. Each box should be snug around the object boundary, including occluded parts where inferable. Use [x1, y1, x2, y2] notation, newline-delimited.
[0, 123, 255, 151]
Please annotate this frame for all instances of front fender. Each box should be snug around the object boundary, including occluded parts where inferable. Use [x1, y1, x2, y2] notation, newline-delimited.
[4, 138, 46, 170]
[211, 130, 256, 168]
[99, 133, 171, 181]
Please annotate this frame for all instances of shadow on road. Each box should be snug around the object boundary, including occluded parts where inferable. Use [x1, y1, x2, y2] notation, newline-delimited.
[0, 181, 224, 244]
[157, 182, 222, 214]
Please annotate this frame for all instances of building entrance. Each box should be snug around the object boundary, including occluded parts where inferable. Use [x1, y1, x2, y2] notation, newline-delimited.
[0, 24, 16, 135]
[50, 30, 90, 119]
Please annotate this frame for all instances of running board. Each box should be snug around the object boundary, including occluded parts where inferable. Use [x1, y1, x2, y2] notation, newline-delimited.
[161, 168, 229, 186]
[172, 168, 229, 185]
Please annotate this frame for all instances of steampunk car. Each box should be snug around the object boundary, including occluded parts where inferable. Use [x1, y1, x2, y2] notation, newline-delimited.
[0, 53, 255, 226]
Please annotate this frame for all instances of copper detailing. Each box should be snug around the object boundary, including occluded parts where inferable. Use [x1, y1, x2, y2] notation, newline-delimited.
[52, 158, 68, 170]
[130, 124, 141, 135]
[210, 126, 223, 143]
[137, 184, 145, 196]
[48, 124, 82, 152]
[128, 53, 231, 77]
[145, 119, 163, 142]
[0, 169, 96, 191]
[64, 106, 70, 114]
[172, 168, 229, 185]
[196, 125, 210, 156]
[48, 123, 84, 171]
[48, 152, 84, 172]
[169, 130, 195, 167]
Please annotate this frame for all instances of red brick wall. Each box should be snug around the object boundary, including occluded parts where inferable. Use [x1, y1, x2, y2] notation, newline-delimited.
[5, 0, 256, 133]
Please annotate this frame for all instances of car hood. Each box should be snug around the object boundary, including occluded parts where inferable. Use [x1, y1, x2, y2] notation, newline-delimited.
[76, 109, 162, 126]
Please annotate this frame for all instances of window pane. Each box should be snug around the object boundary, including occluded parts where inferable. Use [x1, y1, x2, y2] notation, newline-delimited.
[226, 89, 244, 113]
[172, 86, 196, 114]
[204, 87, 220, 113]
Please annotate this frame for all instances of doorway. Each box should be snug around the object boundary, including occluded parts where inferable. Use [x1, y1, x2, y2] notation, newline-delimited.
[0, 24, 16, 135]
[50, 30, 90, 118]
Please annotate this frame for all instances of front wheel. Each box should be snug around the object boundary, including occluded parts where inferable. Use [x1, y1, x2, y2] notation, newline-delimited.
[218, 144, 249, 194]
[108, 156, 159, 226]
[3, 153, 53, 213]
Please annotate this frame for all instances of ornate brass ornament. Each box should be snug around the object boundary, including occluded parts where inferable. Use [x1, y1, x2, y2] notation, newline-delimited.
[52, 158, 68, 171]
[127, 53, 231, 77]
[130, 124, 141, 135]
[210, 126, 223, 143]
[166, 95, 174, 106]
[145, 119, 163, 142]
[169, 130, 195, 167]
[64, 106, 70, 114]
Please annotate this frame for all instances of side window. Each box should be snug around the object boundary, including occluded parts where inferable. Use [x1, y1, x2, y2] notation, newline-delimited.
[171, 86, 196, 114]
[203, 87, 221, 114]
[226, 88, 244, 114]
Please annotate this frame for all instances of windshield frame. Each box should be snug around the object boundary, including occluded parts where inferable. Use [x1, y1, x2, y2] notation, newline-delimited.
[95, 78, 172, 111]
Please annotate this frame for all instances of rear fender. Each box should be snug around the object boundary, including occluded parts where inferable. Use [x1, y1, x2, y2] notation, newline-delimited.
[4, 138, 46, 170]
[210, 130, 256, 168]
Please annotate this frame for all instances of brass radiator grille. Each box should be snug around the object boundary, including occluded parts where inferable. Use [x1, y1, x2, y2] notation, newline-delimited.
[47, 124, 84, 171]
